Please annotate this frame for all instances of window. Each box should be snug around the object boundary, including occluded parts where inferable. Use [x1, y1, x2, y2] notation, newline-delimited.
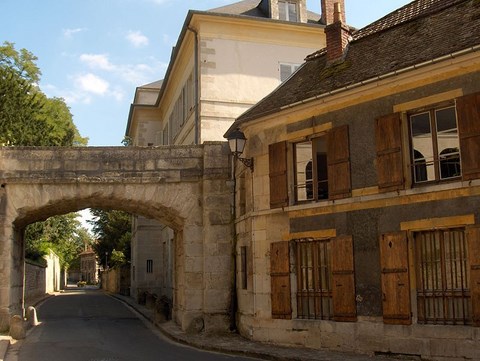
[278, 0, 298, 22]
[294, 136, 328, 202]
[414, 228, 471, 325]
[279, 63, 300, 82]
[162, 123, 169, 145]
[410, 105, 461, 183]
[146, 259, 153, 274]
[295, 239, 333, 320]
[241, 246, 247, 290]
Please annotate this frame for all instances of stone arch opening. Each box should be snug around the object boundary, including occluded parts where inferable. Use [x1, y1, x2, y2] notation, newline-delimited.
[0, 143, 234, 334]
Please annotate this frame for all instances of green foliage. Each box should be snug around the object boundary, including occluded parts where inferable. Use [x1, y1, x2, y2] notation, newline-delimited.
[89, 209, 132, 268]
[121, 136, 133, 146]
[0, 41, 87, 146]
[110, 249, 127, 267]
[25, 213, 94, 269]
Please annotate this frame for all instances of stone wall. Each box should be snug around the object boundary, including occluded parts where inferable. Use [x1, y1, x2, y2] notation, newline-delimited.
[24, 250, 61, 304]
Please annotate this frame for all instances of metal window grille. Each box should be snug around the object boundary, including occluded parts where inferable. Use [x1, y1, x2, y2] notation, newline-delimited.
[146, 259, 153, 274]
[295, 239, 333, 320]
[415, 228, 471, 325]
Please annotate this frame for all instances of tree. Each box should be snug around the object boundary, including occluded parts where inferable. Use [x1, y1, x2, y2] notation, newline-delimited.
[0, 41, 87, 146]
[25, 213, 94, 269]
[89, 209, 132, 268]
[0, 41, 90, 264]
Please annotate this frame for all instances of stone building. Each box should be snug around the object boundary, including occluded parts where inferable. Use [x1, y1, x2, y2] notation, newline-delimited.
[125, 0, 329, 306]
[80, 246, 98, 284]
[225, 0, 480, 359]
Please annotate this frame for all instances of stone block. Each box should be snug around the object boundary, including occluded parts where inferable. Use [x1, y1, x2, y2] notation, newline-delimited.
[388, 337, 428, 357]
[184, 290, 203, 311]
[9, 315, 26, 340]
[203, 290, 229, 312]
[430, 338, 457, 358]
[455, 340, 480, 359]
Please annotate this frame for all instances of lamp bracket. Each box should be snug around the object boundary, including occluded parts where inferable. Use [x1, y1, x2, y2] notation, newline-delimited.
[237, 156, 254, 172]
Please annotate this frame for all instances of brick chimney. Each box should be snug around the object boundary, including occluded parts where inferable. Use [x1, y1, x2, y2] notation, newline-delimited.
[321, 0, 345, 25]
[325, 2, 350, 62]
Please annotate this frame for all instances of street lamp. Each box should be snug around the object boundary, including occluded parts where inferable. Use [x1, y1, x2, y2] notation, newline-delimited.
[105, 251, 109, 270]
[227, 128, 254, 171]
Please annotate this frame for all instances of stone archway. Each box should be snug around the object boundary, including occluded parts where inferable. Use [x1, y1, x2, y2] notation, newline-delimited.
[0, 143, 233, 333]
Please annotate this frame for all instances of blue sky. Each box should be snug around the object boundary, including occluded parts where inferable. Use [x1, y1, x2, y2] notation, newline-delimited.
[1, 0, 411, 147]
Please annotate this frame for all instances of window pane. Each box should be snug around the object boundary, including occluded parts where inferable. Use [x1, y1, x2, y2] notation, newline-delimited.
[436, 107, 461, 179]
[288, 2, 298, 22]
[411, 112, 435, 182]
[295, 141, 313, 201]
[278, 0, 287, 20]
[313, 136, 328, 200]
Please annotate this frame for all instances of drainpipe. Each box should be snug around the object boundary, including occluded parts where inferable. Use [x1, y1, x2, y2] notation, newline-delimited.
[187, 26, 200, 145]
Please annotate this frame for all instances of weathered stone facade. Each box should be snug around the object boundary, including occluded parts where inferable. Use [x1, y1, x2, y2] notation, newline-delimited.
[0, 143, 233, 334]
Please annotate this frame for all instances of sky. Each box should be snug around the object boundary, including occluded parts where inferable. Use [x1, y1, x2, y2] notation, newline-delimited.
[1, 0, 412, 147]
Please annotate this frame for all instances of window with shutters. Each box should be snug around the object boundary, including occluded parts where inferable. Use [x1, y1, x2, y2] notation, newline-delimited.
[278, 0, 298, 22]
[279, 63, 300, 82]
[414, 228, 472, 325]
[409, 104, 461, 183]
[293, 236, 356, 321]
[295, 239, 333, 320]
[294, 135, 328, 202]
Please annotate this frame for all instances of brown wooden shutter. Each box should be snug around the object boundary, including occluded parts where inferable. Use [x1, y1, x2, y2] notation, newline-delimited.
[327, 125, 351, 200]
[375, 113, 405, 192]
[457, 92, 480, 181]
[269, 141, 289, 209]
[379, 232, 411, 325]
[331, 235, 357, 322]
[270, 241, 292, 319]
[467, 226, 480, 327]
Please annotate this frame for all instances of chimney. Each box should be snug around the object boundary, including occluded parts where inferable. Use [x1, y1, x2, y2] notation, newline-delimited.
[325, 2, 350, 62]
[321, 0, 345, 25]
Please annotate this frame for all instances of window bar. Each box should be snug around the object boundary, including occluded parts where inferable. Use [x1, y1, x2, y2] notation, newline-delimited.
[438, 231, 446, 324]
[450, 230, 457, 324]
[417, 233, 425, 323]
[458, 230, 468, 324]
[312, 241, 319, 319]
[295, 241, 302, 318]
[430, 231, 438, 324]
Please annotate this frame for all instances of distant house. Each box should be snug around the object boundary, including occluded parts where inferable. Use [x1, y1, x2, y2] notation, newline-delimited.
[225, 0, 480, 358]
[80, 246, 98, 284]
[125, 0, 328, 307]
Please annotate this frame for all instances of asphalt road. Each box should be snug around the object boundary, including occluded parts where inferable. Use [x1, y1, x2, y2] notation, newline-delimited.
[6, 289, 259, 361]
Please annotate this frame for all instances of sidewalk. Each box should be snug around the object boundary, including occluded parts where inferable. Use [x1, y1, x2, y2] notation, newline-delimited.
[111, 293, 392, 361]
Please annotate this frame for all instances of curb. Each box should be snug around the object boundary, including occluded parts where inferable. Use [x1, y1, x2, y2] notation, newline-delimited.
[0, 338, 10, 361]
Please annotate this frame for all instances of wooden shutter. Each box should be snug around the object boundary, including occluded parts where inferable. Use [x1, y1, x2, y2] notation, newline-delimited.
[269, 141, 289, 209]
[379, 232, 411, 325]
[331, 235, 357, 322]
[457, 92, 480, 181]
[467, 226, 480, 327]
[327, 125, 351, 200]
[375, 113, 405, 192]
[270, 241, 292, 319]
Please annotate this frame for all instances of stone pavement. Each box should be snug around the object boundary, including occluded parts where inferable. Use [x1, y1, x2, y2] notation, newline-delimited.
[110, 293, 396, 361]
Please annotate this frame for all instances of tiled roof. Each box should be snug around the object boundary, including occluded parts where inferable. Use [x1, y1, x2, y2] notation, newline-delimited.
[208, 0, 321, 23]
[230, 0, 480, 129]
[354, 0, 466, 40]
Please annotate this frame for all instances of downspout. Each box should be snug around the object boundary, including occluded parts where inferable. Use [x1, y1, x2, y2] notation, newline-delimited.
[187, 26, 200, 145]
[229, 155, 238, 332]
